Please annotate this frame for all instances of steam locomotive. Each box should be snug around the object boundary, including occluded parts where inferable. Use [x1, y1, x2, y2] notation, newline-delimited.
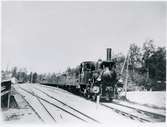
[54, 48, 123, 102]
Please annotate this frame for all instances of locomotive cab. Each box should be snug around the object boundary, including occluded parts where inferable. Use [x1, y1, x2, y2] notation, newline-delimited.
[79, 61, 95, 84]
[79, 61, 96, 96]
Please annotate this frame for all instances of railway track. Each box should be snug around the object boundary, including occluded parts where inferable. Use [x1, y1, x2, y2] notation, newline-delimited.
[30, 90, 57, 122]
[111, 101, 165, 119]
[18, 86, 100, 124]
[101, 102, 165, 123]
[16, 92, 45, 122]
[39, 84, 165, 123]
[16, 88, 56, 123]
[33, 87, 100, 123]
[101, 103, 147, 123]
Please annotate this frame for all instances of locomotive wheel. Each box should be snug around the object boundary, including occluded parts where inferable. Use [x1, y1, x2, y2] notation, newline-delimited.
[109, 98, 113, 102]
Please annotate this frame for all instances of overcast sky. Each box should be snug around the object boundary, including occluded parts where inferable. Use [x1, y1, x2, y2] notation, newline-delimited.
[2, 1, 166, 74]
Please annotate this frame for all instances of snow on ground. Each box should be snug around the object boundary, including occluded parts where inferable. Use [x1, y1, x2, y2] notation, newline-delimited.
[1, 88, 41, 124]
[138, 123, 167, 127]
[15, 83, 142, 126]
[2, 83, 166, 127]
[1, 108, 41, 124]
[125, 91, 166, 109]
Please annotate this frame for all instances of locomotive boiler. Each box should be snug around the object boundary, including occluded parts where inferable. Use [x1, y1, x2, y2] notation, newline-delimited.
[55, 48, 122, 102]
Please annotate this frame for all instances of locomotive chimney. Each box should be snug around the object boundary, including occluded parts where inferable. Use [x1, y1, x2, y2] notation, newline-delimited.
[106, 48, 112, 61]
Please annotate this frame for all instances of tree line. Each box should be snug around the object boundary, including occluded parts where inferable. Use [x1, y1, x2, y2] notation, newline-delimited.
[120, 40, 166, 91]
[1, 67, 57, 84]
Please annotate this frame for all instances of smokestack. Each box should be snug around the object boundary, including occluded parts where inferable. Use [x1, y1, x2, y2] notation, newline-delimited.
[106, 48, 112, 61]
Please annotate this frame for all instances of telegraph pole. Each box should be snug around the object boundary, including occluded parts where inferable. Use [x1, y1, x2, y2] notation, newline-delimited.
[120, 50, 130, 98]
[120, 53, 128, 75]
[124, 52, 129, 97]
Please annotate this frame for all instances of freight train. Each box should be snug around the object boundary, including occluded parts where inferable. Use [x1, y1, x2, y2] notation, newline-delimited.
[42, 48, 123, 102]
